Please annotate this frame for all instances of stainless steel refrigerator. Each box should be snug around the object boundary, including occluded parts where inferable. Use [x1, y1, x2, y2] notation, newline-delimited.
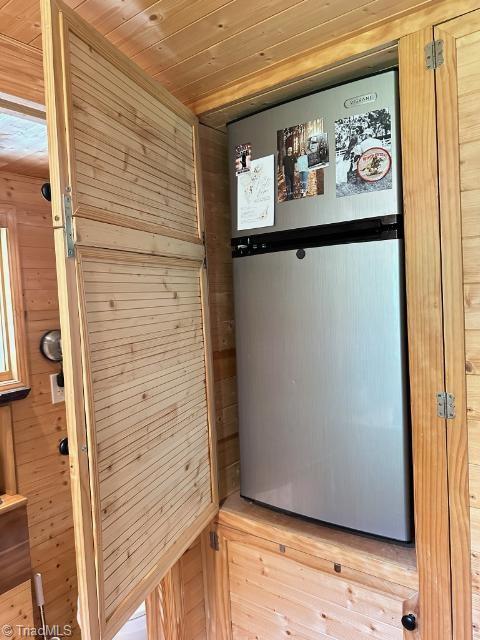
[228, 70, 412, 542]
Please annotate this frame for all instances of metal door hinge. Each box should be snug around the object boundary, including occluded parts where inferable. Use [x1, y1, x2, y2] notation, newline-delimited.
[209, 530, 219, 551]
[425, 39, 444, 70]
[63, 192, 75, 258]
[437, 391, 456, 419]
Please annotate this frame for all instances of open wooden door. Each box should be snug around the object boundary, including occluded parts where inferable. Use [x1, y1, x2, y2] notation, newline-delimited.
[434, 10, 480, 639]
[40, 1, 218, 637]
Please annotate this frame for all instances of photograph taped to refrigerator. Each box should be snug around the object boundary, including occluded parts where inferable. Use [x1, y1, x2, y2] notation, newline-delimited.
[335, 108, 392, 198]
[277, 118, 329, 202]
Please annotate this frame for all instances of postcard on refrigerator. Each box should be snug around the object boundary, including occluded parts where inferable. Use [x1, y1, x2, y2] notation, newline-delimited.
[277, 118, 328, 202]
[237, 155, 275, 230]
[335, 108, 392, 198]
[235, 142, 252, 175]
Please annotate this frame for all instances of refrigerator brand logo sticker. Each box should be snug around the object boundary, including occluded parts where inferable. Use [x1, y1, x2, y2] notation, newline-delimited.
[344, 93, 377, 108]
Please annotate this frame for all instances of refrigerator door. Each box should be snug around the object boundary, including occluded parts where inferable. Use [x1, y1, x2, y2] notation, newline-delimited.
[229, 70, 401, 237]
[234, 238, 412, 541]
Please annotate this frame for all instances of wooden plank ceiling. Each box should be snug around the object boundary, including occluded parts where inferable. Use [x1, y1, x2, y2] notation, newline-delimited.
[0, 110, 47, 178]
[2, 0, 437, 107]
[0, 0, 438, 176]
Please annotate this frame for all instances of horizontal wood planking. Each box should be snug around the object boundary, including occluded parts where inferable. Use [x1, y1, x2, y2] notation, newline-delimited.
[67, 29, 198, 238]
[228, 541, 407, 640]
[78, 250, 212, 624]
[0, 35, 44, 104]
[3, 0, 479, 129]
[189, 0, 480, 126]
[213, 495, 417, 640]
[0, 171, 79, 637]
[219, 493, 418, 590]
[0, 580, 34, 638]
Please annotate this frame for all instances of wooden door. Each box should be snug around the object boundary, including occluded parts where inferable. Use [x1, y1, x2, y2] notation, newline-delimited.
[40, 1, 218, 638]
[435, 9, 480, 640]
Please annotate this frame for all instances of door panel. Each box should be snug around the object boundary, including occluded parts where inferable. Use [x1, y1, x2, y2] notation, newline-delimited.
[435, 10, 480, 640]
[234, 240, 411, 541]
[40, 1, 217, 638]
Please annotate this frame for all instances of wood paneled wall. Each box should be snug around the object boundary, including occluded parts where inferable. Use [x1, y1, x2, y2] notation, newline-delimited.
[201, 124, 239, 501]
[448, 21, 480, 639]
[0, 581, 34, 639]
[156, 124, 237, 640]
[158, 539, 208, 640]
[0, 172, 79, 637]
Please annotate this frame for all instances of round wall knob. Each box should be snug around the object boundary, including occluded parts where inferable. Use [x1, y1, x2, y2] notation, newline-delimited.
[58, 437, 69, 456]
[401, 614, 417, 631]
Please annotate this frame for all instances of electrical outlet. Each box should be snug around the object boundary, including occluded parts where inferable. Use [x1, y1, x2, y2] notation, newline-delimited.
[50, 373, 65, 404]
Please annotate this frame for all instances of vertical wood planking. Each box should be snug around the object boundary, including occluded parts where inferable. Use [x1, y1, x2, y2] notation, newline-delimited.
[0, 171, 79, 637]
[200, 125, 239, 499]
[435, 22, 472, 640]
[399, 28, 452, 640]
[433, 11, 480, 638]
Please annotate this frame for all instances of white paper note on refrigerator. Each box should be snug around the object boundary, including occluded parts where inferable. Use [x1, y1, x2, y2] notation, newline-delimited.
[237, 155, 275, 230]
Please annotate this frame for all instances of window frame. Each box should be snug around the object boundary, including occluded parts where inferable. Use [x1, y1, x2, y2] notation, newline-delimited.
[0, 205, 29, 392]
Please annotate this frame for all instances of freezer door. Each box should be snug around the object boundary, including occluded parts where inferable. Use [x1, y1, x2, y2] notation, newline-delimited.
[234, 239, 412, 541]
[229, 70, 401, 236]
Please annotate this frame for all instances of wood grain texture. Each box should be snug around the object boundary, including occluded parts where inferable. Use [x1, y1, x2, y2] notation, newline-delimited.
[434, 11, 480, 639]
[153, 123, 237, 640]
[399, 27, 452, 640]
[0, 35, 44, 104]
[0, 404, 17, 494]
[435, 19, 474, 640]
[41, 2, 217, 637]
[210, 495, 418, 640]
[79, 249, 213, 630]
[0, 205, 30, 394]
[219, 493, 417, 590]
[200, 125, 239, 500]
[0, 171, 79, 637]
[2, 0, 480, 130]
[189, 0, 480, 125]
[158, 539, 208, 640]
[0, 504, 31, 595]
[0, 580, 34, 639]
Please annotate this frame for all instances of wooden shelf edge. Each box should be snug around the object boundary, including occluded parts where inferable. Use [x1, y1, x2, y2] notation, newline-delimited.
[0, 493, 27, 515]
[217, 492, 418, 587]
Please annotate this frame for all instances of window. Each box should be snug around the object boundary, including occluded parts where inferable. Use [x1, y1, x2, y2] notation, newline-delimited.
[0, 207, 28, 392]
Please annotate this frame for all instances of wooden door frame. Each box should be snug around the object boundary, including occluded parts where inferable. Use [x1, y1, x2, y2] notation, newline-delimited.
[434, 9, 480, 640]
[153, 25, 466, 640]
[163, 33, 461, 640]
